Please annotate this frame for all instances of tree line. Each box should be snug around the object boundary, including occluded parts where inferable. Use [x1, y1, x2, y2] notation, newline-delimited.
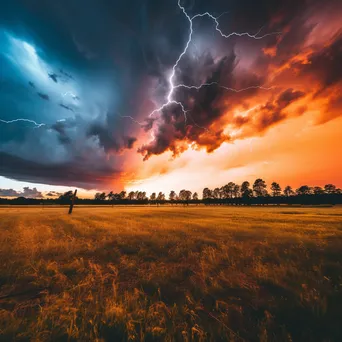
[88, 180, 341, 205]
[1, 179, 341, 206]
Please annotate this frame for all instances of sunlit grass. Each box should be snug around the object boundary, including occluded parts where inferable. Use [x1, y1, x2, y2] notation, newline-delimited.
[0, 206, 342, 341]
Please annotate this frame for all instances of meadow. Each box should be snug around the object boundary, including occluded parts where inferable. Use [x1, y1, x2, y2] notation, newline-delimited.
[0, 205, 342, 341]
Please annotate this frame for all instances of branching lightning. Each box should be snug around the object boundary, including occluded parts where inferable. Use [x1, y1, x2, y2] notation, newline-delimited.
[174, 83, 274, 92]
[146, 0, 281, 127]
[0, 118, 45, 128]
[120, 115, 145, 126]
[62, 91, 79, 100]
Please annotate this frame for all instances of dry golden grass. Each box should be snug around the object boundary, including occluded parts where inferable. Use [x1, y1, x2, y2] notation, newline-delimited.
[0, 205, 342, 341]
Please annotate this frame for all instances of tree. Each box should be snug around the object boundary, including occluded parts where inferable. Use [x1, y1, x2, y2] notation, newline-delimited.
[202, 188, 212, 200]
[192, 192, 198, 200]
[241, 181, 252, 199]
[226, 182, 236, 198]
[179, 190, 192, 202]
[107, 191, 114, 201]
[271, 182, 282, 196]
[119, 191, 126, 200]
[233, 184, 240, 198]
[213, 188, 220, 199]
[324, 184, 337, 194]
[313, 186, 324, 195]
[253, 179, 268, 197]
[179, 190, 185, 201]
[127, 191, 135, 200]
[59, 190, 74, 201]
[157, 192, 165, 201]
[59, 191, 75, 203]
[296, 185, 312, 195]
[95, 192, 106, 201]
[150, 193, 156, 201]
[169, 191, 177, 201]
[284, 186, 294, 197]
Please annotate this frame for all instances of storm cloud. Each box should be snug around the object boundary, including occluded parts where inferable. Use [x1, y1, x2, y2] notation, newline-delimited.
[0, 0, 341, 189]
[0, 186, 43, 198]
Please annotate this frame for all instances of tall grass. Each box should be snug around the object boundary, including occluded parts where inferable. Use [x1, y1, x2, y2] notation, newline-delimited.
[0, 206, 342, 341]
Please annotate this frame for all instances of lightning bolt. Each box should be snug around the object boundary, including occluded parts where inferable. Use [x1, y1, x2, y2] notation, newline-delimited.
[174, 83, 274, 92]
[62, 91, 78, 100]
[0, 118, 46, 128]
[120, 115, 145, 126]
[147, 0, 280, 126]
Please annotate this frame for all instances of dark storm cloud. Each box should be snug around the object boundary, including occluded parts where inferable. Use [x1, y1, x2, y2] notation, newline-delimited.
[60, 69, 73, 80]
[87, 123, 137, 153]
[138, 50, 267, 160]
[298, 35, 342, 91]
[0, 152, 120, 189]
[0, 187, 43, 198]
[1, 0, 342, 187]
[48, 73, 59, 83]
[257, 89, 306, 131]
[138, 0, 342, 159]
[37, 92, 50, 101]
[1, 0, 198, 186]
[231, 88, 306, 132]
[51, 120, 72, 145]
[59, 104, 74, 112]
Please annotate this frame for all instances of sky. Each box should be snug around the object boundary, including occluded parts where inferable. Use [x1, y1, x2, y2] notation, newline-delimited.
[0, 0, 341, 198]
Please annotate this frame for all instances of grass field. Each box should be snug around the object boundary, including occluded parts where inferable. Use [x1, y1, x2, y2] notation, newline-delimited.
[1, 206, 342, 341]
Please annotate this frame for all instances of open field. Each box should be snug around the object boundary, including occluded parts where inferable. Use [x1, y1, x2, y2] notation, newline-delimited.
[1, 206, 342, 342]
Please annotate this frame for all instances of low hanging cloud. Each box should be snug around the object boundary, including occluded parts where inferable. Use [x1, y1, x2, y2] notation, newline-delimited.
[46, 191, 63, 197]
[0, 187, 43, 198]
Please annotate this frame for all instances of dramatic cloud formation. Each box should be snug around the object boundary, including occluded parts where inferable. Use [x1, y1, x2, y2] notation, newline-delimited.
[0, 187, 43, 198]
[46, 191, 63, 197]
[0, 0, 341, 191]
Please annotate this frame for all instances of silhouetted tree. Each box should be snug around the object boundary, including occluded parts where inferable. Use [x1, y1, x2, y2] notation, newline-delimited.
[253, 179, 268, 197]
[59, 191, 76, 204]
[169, 191, 177, 202]
[324, 184, 337, 194]
[59, 190, 74, 201]
[313, 186, 324, 195]
[137, 192, 146, 200]
[157, 192, 165, 201]
[241, 181, 252, 199]
[296, 185, 312, 195]
[284, 186, 294, 197]
[150, 193, 156, 201]
[227, 182, 236, 198]
[127, 191, 135, 200]
[192, 192, 198, 200]
[213, 188, 220, 199]
[179, 190, 192, 202]
[271, 182, 282, 196]
[107, 191, 114, 201]
[119, 191, 126, 200]
[202, 188, 212, 200]
[95, 192, 106, 201]
[233, 184, 240, 198]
